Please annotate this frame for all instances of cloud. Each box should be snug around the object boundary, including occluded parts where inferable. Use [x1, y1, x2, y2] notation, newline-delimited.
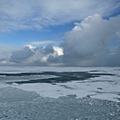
[63, 14, 120, 66]
[9, 44, 64, 66]
[0, 44, 21, 65]
[0, 0, 119, 32]
[0, 13, 120, 66]
[10, 45, 34, 63]
[31, 40, 58, 46]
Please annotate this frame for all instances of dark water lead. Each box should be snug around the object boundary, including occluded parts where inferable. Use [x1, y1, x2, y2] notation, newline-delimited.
[4, 71, 115, 84]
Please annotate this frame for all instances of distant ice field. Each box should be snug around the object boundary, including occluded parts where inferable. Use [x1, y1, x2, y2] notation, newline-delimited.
[0, 66, 120, 102]
[0, 66, 120, 120]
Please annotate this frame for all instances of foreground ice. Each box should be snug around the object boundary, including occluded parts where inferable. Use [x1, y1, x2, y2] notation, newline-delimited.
[0, 87, 120, 120]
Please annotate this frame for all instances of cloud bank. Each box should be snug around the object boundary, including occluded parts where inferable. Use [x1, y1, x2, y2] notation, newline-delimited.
[0, 44, 20, 65]
[0, 14, 120, 66]
[64, 14, 120, 66]
[9, 45, 64, 66]
[0, 0, 119, 32]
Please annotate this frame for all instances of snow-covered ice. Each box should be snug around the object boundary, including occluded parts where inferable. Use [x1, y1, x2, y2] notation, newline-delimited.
[0, 66, 120, 119]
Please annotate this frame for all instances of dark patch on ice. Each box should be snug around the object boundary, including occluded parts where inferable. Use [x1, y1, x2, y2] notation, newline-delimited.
[114, 97, 120, 101]
[117, 92, 120, 96]
[4, 71, 115, 85]
[90, 70, 100, 72]
[0, 72, 44, 76]
[67, 94, 77, 98]
[60, 85, 75, 90]
[97, 87, 103, 90]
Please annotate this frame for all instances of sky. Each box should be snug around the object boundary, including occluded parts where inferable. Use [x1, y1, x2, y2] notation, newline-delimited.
[0, 0, 120, 66]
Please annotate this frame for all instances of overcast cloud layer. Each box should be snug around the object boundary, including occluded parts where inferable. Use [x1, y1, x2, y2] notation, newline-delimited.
[0, 0, 119, 32]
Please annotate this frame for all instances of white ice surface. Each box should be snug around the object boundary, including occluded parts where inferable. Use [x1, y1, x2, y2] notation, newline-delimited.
[10, 79, 120, 102]
[0, 66, 119, 73]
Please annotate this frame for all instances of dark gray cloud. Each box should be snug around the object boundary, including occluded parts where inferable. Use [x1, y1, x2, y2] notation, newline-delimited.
[9, 45, 64, 66]
[63, 14, 120, 66]
[42, 45, 54, 54]
[0, 44, 20, 65]
[10, 45, 34, 63]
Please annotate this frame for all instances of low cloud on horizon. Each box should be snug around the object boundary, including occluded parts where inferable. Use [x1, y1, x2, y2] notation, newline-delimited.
[0, 14, 120, 67]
